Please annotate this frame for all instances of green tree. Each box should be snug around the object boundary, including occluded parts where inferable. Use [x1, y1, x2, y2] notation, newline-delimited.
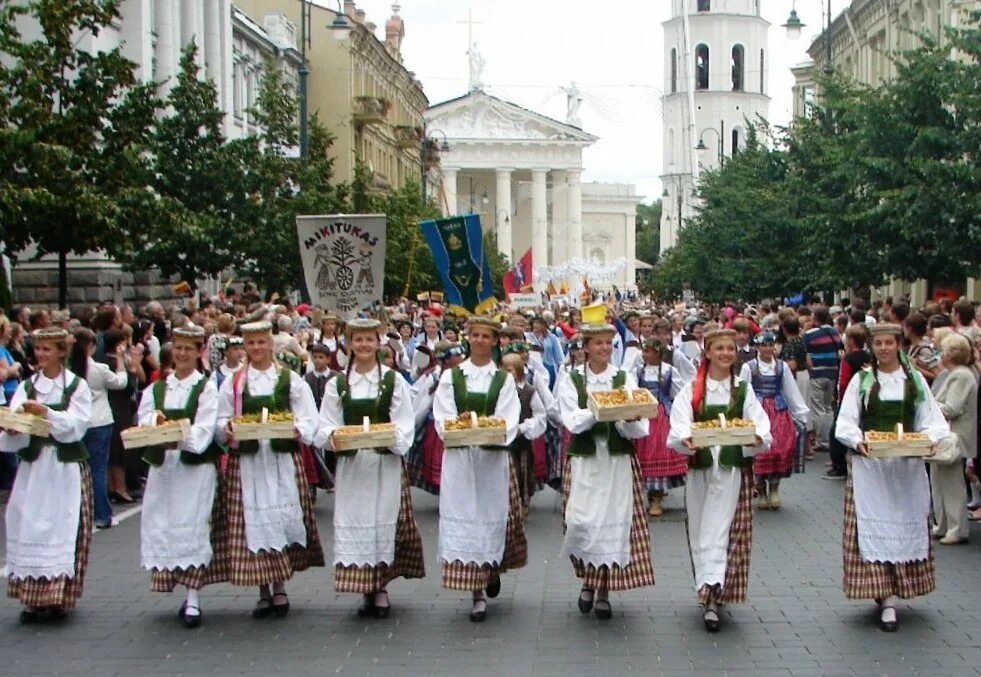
[0, 0, 157, 307]
[635, 200, 662, 266]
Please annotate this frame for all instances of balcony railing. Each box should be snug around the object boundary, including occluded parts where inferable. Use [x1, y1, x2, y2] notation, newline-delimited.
[393, 124, 424, 149]
[353, 96, 391, 125]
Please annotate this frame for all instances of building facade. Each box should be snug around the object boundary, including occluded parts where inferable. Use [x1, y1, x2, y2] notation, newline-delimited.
[10, 0, 303, 309]
[659, 0, 771, 254]
[426, 91, 641, 289]
[234, 0, 429, 189]
[790, 0, 980, 302]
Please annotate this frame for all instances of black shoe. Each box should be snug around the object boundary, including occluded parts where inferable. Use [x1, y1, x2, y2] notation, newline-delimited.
[109, 491, 136, 504]
[486, 574, 501, 599]
[357, 595, 376, 618]
[703, 609, 721, 632]
[19, 607, 42, 624]
[577, 591, 594, 614]
[822, 469, 847, 480]
[252, 596, 274, 619]
[469, 600, 487, 623]
[46, 606, 66, 622]
[179, 602, 202, 629]
[594, 600, 612, 620]
[94, 520, 113, 530]
[374, 604, 391, 619]
[272, 592, 290, 617]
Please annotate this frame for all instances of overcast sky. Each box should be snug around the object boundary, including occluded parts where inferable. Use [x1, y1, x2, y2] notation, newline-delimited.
[344, 0, 831, 203]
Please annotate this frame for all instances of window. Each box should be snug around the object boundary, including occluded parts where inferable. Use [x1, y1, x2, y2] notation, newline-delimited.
[697, 0, 710, 11]
[695, 44, 709, 90]
[760, 49, 765, 93]
[670, 48, 677, 93]
[668, 128, 675, 167]
[232, 61, 242, 118]
[731, 128, 740, 154]
[731, 45, 744, 91]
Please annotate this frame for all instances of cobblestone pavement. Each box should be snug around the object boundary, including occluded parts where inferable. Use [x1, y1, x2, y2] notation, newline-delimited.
[1, 455, 980, 676]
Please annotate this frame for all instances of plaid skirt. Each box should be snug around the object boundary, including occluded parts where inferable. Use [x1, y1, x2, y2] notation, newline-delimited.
[441, 457, 528, 590]
[842, 466, 935, 600]
[635, 404, 688, 482]
[8, 464, 93, 609]
[691, 467, 754, 605]
[150, 472, 231, 592]
[223, 452, 325, 587]
[562, 455, 656, 591]
[335, 464, 426, 593]
[754, 400, 797, 479]
[545, 424, 566, 491]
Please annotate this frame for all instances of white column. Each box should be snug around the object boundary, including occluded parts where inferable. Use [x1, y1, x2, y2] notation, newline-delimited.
[625, 213, 636, 289]
[204, 0, 222, 85]
[495, 168, 513, 261]
[220, 0, 234, 137]
[440, 168, 459, 217]
[532, 168, 549, 281]
[155, 0, 176, 91]
[567, 169, 583, 260]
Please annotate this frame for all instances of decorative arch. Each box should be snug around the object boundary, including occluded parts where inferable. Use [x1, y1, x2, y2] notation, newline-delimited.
[695, 44, 709, 91]
[590, 247, 606, 264]
[731, 44, 745, 92]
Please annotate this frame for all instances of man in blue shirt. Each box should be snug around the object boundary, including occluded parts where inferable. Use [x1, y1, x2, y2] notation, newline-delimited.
[526, 315, 563, 390]
[803, 306, 843, 451]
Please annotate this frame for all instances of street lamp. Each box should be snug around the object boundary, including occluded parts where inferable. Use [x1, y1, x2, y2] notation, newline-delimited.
[329, 1, 353, 40]
[785, 1, 834, 74]
[695, 122, 725, 167]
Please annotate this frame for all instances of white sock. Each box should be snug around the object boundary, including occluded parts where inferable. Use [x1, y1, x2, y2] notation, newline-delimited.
[580, 588, 594, 601]
[184, 588, 200, 615]
[272, 581, 286, 595]
[881, 596, 898, 623]
[969, 483, 981, 506]
[704, 601, 719, 618]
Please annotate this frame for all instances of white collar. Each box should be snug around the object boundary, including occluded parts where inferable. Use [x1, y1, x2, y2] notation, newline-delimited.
[348, 366, 382, 384]
[706, 375, 743, 393]
[220, 363, 243, 376]
[168, 371, 201, 389]
[31, 370, 66, 396]
[248, 364, 278, 379]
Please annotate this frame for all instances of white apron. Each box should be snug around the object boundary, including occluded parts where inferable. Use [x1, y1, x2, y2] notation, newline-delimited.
[334, 452, 401, 566]
[438, 447, 510, 566]
[6, 448, 81, 580]
[686, 455, 742, 591]
[239, 447, 306, 553]
[141, 452, 217, 570]
[852, 456, 930, 563]
[562, 442, 633, 567]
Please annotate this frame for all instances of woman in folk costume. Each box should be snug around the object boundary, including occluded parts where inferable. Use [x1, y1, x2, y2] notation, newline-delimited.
[1, 328, 93, 623]
[433, 316, 525, 623]
[215, 321, 324, 619]
[405, 341, 465, 494]
[500, 352, 548, 515]
[667, 328, 771, 633]
[138, 327, 228, 628]
[316, 319, 424, 618]
[633, 336, 687, 517]
[557, 316, 654, 620]
[318, 313, 348, 372]
[834, 323, 948, 632]
[738, 331, 809, 511]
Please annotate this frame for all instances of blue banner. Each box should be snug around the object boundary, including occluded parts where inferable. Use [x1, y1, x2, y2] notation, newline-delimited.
[419, 214, 495, 313]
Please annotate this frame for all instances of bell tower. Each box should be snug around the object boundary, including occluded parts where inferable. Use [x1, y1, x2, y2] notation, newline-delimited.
[659, 0, 771, 254]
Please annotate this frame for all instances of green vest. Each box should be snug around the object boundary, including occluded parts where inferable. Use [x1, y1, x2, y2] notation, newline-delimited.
[567, 369, 634, 457]
[143, 376, 222, 467]
[689, 380, 753, 469]
[450, 365, 508, 450]
[235, 367, 297, 455]
[858, 370, 916, 433]
[17, 376, 88, 464]
[333, 369, 396, 455]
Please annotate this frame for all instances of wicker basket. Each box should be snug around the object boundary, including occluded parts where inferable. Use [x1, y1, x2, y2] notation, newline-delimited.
[0, 408, 52, 437]
[120, 419, 191, 450]
[587, 389, 658, 422]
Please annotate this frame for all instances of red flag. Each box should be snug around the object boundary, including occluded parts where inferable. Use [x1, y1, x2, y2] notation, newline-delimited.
[504, 248, 532, 294]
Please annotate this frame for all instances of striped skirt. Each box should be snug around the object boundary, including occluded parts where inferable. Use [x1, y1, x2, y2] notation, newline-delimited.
[335, 465, 426, 594]
[842, 466, 935, 600]
[7, 464, 93, 609]
[223, 451, 325, 587]
[691, 467, 754, 605]
[440, 458, 528, 591]
[754, 400, 798, 480]
[150, 473, 231, 592]
[562, 455, 656, 591]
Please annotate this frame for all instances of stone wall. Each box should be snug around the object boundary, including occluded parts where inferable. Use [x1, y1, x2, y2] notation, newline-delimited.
[11, 262, 183, 313]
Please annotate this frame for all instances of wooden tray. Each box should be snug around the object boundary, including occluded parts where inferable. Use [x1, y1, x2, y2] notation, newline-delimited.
[443, 424, 508, 448]
[587, 391, 658, 422]
[866, 437, 932, 458]
[232, 420, 296, 442]
[691, 426, 758, 448]
[333, 425, 398, 451]
[0, 408, 52, 437]
[121, 419, 190, 450]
